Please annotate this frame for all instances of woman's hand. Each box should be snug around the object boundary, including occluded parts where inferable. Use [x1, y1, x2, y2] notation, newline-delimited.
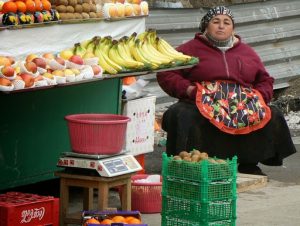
[186, 85, 196, 97]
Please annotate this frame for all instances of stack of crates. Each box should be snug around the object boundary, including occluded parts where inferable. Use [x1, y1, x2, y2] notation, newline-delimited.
[161, 152, 237, 226]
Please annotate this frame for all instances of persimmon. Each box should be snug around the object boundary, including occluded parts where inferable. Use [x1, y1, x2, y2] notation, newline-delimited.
[41, 0, 51, 11]
[15, 1, 27, 13]
[2, 1, 18, 13]
[25, 0, 36, 13]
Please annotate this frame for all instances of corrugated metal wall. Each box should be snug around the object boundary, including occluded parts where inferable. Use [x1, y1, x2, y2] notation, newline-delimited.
[143, 0, 300, 107]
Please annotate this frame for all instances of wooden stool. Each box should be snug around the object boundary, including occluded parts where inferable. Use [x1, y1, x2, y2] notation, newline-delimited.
[54, 171, 134, 226]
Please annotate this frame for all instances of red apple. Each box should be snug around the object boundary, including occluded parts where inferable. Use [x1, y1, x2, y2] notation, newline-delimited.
[25, 61, 38, 73]
[19, 73, 35, 88]
[55, 57, 65, 66]
[116, 0, 125, 3]
[0, 77, 12, 86]
[1, 65, 15, 77]
[91, 65, 102, 75]
[26, 54, 38, 63]
[69, 55, 84, 65]
[32, 57, 47, 69]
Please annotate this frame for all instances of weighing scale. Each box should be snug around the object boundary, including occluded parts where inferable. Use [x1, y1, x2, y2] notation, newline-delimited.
[57, 151, 142, 177]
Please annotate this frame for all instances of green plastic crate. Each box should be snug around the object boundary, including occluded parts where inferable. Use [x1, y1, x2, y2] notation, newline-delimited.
[161, 195, 236, 222]
[163, 153, 237, 182]
[162, 177, 235, 202]
[161, 214, 236, 226]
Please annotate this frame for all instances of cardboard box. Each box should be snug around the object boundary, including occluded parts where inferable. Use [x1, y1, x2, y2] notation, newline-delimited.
[83, 210, 148, 226]
[122, 95, 156, 156]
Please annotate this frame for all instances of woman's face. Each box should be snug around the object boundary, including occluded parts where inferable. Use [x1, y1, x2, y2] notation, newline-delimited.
[206, 15, 234, 41]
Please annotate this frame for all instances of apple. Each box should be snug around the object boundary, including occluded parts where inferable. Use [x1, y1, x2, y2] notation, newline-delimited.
[64, 69, 74, 76]
[19, 73, 35, 88]
[82, 52, 96, 59]
[69, 55, 84, 65]
[71, 68, 80, 75]
[43, 72, 54, 79]
[141, 1, 148, 15]
[32, 57, 47, 69]
[0, 56, 11, 66]
[55, 57, 65, 66]
[6, 56, 15, 65]
[43, 53, 55, 60]
[132, 4, 141, 15]
[91, 65, 102, 75]
[59, 49, 73, 60]
[115, 0, 125, 3]
[124, 3, 134, 16]
[25, 61, 38, 73]
[1, 65, 15, 77]
[116, 3, 125, 17]
[52, 70, 65, 77]
[0, 77, 12, 86]
[26, 54, 38, 63]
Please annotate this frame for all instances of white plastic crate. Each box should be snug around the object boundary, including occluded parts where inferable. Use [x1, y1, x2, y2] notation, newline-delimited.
[122, 95, 156, 155]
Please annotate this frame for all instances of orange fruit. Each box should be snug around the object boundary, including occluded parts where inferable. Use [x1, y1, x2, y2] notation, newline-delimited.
[25, 0, 36, 13]
[2, 1, 18, 13]
[15, 1, 27, 13]
[34, 0, 43, 11]
[111, 215, 126, 223]
[127, 217, 142, 224]
[100, 219, 114, 225]
[84, 218, 100, 226]
[41, 0, 51, 11]
[125, 216, 136, 223]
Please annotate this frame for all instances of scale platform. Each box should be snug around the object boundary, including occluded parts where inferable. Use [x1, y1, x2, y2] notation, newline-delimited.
[57, 151, 143, 177]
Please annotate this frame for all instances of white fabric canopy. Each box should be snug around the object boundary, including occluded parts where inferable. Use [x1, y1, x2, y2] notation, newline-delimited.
[0, 18, 146, 60]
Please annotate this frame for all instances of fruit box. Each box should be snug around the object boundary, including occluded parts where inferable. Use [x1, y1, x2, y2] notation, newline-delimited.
[83, 210, 148, 226]
[0, 192, 59, 226]
[122, 95, 156, 156]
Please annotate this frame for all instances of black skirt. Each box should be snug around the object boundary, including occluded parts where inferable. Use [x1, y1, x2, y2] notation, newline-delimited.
[162, 101, 297, 165]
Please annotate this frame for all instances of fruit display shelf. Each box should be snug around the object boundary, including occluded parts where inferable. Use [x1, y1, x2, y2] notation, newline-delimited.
[0, 62, 198, 94]
[0, 15, 148, 31]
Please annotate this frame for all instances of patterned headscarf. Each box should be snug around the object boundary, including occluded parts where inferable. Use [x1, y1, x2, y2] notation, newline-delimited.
[199, 6, 234, 32]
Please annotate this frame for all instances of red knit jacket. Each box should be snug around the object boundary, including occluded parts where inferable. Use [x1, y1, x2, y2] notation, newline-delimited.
[156, 33, 274, 103]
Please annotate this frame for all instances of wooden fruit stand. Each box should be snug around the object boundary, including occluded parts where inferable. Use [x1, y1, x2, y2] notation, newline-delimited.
[0, 18, 146, 191]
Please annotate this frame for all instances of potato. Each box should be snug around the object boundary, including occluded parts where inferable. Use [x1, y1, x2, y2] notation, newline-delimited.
[183, 156, 191, 162]
[191, 154, 201, 162]
[173, 155, 182, 161]
[179, 151, 190, 159]
[191, 149, 201, 156]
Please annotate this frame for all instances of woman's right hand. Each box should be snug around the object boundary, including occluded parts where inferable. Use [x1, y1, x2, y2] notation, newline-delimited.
[186, 85, 196, 97]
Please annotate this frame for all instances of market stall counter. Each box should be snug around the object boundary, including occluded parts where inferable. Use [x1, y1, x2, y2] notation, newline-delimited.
[0, 18, 145, 191]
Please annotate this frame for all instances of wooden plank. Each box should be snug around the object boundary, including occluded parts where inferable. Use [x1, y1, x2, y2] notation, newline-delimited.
[237, 173, 268, 193]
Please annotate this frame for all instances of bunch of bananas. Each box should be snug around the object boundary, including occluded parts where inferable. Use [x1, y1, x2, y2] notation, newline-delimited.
[69, 29, 197, 74]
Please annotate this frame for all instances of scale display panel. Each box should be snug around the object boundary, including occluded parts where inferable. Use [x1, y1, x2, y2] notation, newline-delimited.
[57, 153, 142, 177]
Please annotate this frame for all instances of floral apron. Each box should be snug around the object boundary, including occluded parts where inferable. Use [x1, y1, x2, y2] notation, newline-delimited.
[196, 80, 271, 134]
